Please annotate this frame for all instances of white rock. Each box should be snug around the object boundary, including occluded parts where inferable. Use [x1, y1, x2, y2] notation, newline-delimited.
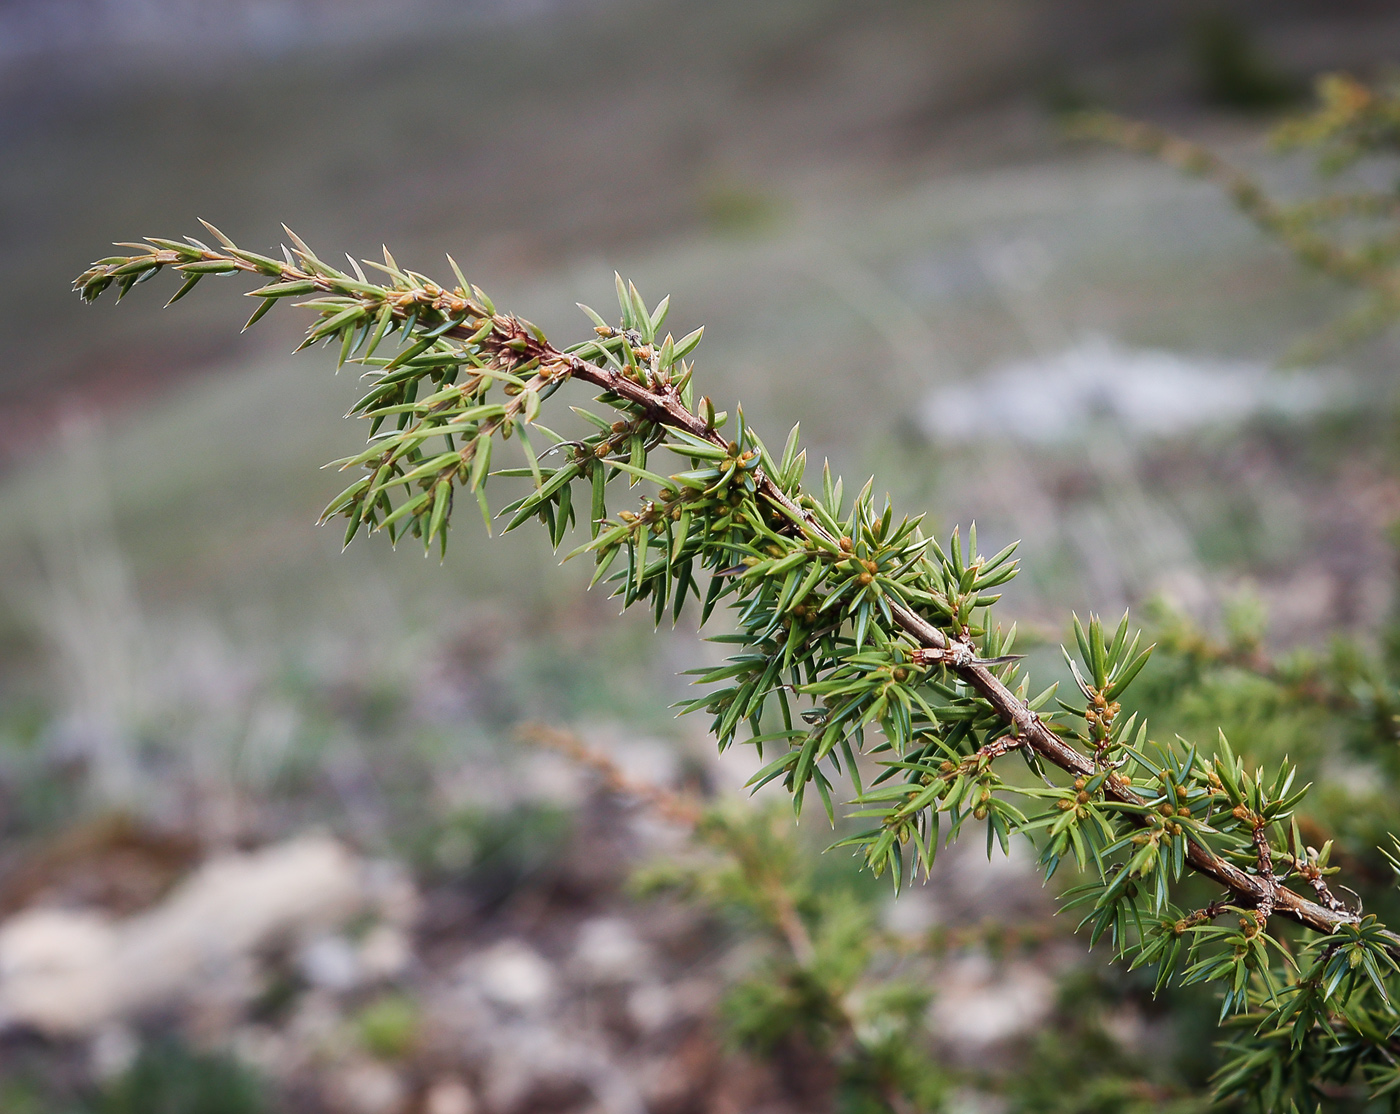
[299, 934, 361, 992]
[882, 890, 942, 938]
[424, 1077, 477, 1114]
[571, 917, 649, 984]
[920, 335, 1337, 445]
[626, 983, 674, 1033]
[928, 956, 1053, 1050]
[0, 834, 366, 1035]
[330, 1060, 407, 1114]
[0, 908, 118, 1032]
[473, 940, 554, 1011]
[358, 925, 412, 982]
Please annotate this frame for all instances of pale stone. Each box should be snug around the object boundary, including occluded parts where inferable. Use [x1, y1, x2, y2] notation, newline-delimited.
[473, 940, 554, 1011]
[0, 834, 365, 1035]
[424, 1077, 477, 1114]
[571, 917, 649, 984]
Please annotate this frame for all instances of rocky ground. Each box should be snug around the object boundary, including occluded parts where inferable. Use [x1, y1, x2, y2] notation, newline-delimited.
[0, 744, 1082, 1114]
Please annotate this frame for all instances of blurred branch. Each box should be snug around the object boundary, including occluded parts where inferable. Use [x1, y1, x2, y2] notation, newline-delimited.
[525, 722, 936, 1113]
[1072, 74, 1400, 360]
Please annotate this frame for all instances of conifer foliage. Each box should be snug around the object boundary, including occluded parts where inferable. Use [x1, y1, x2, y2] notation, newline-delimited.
[73, 79, 1400, 1107]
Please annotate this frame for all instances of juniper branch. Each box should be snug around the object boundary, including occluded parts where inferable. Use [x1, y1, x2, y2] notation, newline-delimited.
[71, 225, 1398, 986]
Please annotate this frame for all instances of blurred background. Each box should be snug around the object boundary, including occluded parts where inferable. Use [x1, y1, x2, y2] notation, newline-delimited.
[3, 1, 1400, 1111]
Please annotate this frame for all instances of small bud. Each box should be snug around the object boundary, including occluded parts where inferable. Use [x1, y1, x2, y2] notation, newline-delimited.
[1076, 791, 1090, 805]
[1232, 804, 1249, 821]
[973, 805, 988, 820]
[1073, 777, 1086, 790]
[892, 667, 909, 683]
[840, 536, 853, 551]
[1159, 803, 1174, 818]
[1057, 799, 1075, 811]
[611, 419, 629, 433]
[859, 572, 873, 585]
[1177, 805, 1191, 817]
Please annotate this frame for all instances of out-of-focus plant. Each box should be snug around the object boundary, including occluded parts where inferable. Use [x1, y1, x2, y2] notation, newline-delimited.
[529, 724, 947, 1113]
[98, 1038, 267, 1114]
[71, 75, 1400, 1103]
[1074, 73, 1400, 361]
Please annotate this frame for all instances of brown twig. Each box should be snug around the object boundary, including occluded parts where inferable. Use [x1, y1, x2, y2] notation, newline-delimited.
[520, 722, 814, 964]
